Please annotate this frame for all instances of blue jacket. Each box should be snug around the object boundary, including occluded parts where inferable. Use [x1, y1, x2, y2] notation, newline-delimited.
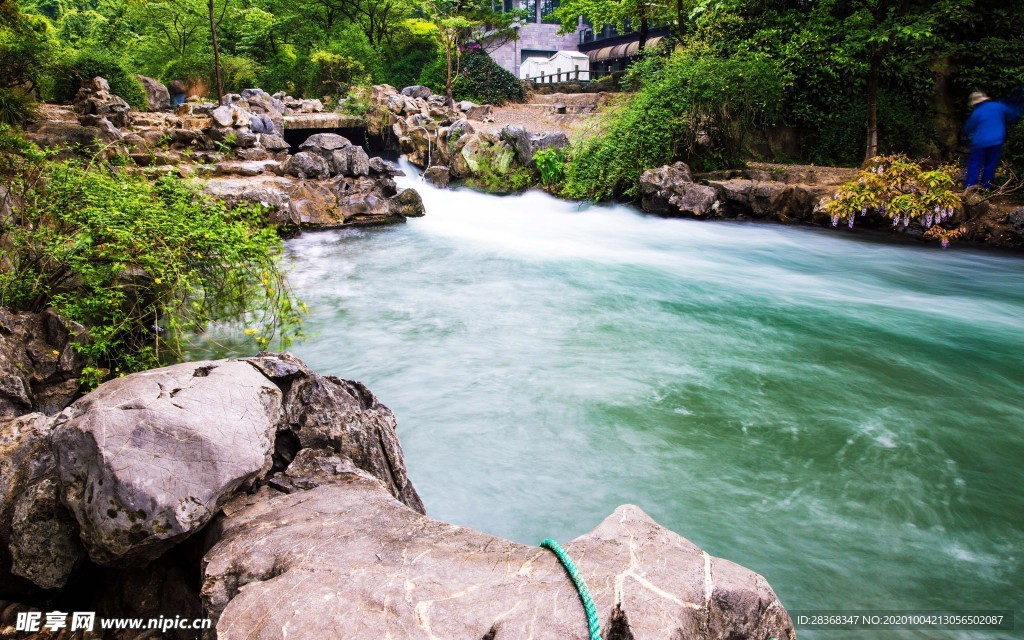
[963, 100, 1022, 148]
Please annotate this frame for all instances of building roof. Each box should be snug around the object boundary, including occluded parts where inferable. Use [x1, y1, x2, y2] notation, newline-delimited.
[587, 35, 665, 63]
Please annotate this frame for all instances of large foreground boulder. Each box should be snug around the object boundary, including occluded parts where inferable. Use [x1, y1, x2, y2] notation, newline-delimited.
[51, 360, 284, 565]
[204, 477, 795, 640]
[1, 353, 793, 639]
[9, 354, 421, 573]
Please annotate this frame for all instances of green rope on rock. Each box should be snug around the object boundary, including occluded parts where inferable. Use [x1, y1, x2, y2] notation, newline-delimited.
[540, 539, 601, 640]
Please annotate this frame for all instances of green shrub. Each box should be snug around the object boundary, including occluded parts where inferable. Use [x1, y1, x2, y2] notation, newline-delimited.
[0, 127, 303, 384]
[310, 50, 369, 98]
[50, 48, 148, 109]
[564, 50, 786, 200]
[417, 54, 449, 96]
[466, 152, 536, 194]
[533, 147, 565, 185]
[219, 53, 264, 94]
[0, 88, 37, 126]
[453, 51, 525, 106]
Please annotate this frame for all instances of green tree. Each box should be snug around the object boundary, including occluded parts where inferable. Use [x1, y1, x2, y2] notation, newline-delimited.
[0, 1, 56, 94]
[564, 50, 786, 199]
[553, 0, 677, 49]
[0, 127, 303, 383]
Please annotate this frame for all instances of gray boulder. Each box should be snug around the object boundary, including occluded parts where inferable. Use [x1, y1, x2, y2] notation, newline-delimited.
[299, 133, 352, 154]
[369, 156, 403, 176]
[203, 477, 795, 640]
[234, 129, 259, 149]
[0, 308, 84, 419]
[447, 118, 474, 144]
[393, 188, 425, 218]
[1008, 207, 1024, 235]
[1, 413, 82, 590]
[456, 99, 496, 119]
[240, 88, 285, 115]
[400, 85, 432, 99]
[423, 166, 450, 188]
[499, 125, 569, 166]
[210, 105, 233, 127]
[2, 353, 425, 594]
[706, 178, 827, 222]
[259, 133, 289, 152]
[243, 353, 422, 511]
[640, 162, 718, 217]
[499, 125, 532, 164]
[210, 104, 250, 129]
[136, 75, 170, 111]
[330, 146, 370, 177]
[41, 353, 423, 567]
[9, 470, 83, 590]
[239, 88, 285, 134]
[250, 113, 276, 134]
[50, 360, 283, 564]
[298, 134, 371, 178]
[78, 114, 124, 141]
[283, 151, 331, 179]
[73, 76, 132, 128]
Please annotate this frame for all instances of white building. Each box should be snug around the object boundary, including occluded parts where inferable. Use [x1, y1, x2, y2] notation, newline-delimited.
[519, 50, 590, 81]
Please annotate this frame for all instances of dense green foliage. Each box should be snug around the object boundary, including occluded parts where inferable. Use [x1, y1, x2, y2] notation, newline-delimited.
[564, 50, 785, 199]
[553, 0, 684, 43]
[0, 88, 37, 126]
[384, 19, 442, 90]
[552, 0, 1024, 199]
[452, 51, 525, 106]
[50, 48, 149, 109]
[3, 0, 512, 103]
[0, 128, 302, 386]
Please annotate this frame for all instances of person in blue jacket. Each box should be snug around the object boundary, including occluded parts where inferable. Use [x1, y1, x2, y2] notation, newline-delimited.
[962, 91, 1023, 189]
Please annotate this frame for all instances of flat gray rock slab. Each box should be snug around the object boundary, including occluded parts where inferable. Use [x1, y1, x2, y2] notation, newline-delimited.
[203, 477, 794, 640]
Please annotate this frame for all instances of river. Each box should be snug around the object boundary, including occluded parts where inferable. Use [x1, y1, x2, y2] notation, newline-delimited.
[233, 160, 1024, 638]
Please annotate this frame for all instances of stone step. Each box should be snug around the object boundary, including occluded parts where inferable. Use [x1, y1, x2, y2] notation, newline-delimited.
[520, 102, 597, 115]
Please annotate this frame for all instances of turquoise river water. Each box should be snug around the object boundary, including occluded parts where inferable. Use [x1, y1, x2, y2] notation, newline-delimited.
[233, 161, 1024, 638]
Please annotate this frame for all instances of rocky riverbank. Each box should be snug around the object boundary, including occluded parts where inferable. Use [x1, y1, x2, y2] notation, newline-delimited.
[638, 162, 1024, 250]
[22, 78, 424, 231]
[0, 332, 797, 639]
[367, 84, 571, 192]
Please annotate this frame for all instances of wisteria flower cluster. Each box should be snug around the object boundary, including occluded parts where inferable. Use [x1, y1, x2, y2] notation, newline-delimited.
[825, 155, 964, 247]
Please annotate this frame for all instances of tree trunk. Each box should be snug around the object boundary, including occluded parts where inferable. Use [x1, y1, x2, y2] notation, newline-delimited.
[444, 45, 454, 106]
[676, 0, 685, 40]
[209, 0, 224, 105]
[865, 49, 880, 162]
[639, 15, 649, 50]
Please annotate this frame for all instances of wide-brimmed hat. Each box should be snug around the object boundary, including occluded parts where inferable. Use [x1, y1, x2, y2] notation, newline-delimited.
[969, 91, 990, 106]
